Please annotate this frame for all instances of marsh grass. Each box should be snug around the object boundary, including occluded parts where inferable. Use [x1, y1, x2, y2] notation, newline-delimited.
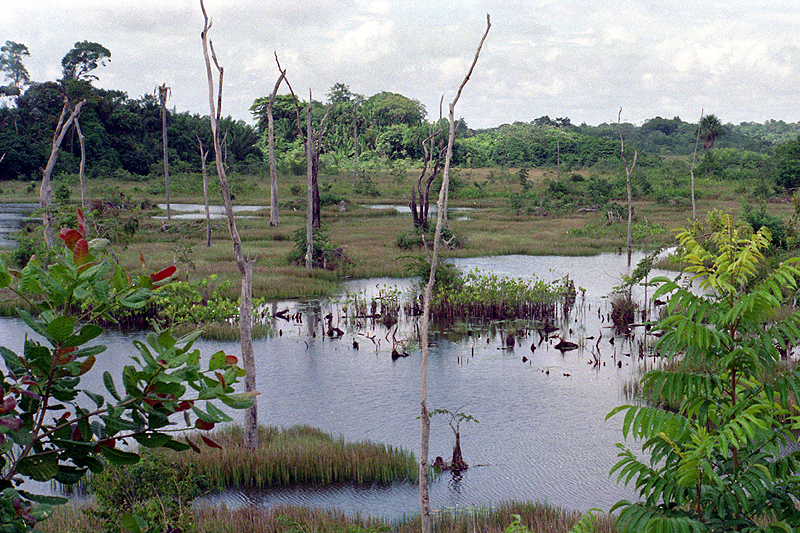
[159, 425, 418, 488]
[41, 500, 619, 533]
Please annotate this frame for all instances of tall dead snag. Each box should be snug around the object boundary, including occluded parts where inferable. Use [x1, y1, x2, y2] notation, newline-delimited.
[617, 108, 637, 263]
[41, 96, 85, 248]
[200, 0, 258, 449]
[410, 118, 444, 231]
[196, 134, 212, 246]
[419, 15, 490, 533]
[689, 109, 703, 223]
[279, 64, 330, 267]
[268, 58, 286, 227]
[157, 83, 172, 221]
[74, 117, 87, 208]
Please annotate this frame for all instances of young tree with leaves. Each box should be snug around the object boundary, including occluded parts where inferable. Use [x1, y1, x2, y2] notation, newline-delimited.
[418, 16, 491, 533]
[0, 40, 30, 97]
[609, 211, 800, 533]
[0, 209, 250, 531]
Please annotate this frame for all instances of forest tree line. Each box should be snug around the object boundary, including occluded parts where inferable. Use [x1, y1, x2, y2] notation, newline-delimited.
[4, 39, 800, 191]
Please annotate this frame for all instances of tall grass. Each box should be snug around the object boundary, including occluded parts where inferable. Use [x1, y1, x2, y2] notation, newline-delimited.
[160, 425, 418, 488]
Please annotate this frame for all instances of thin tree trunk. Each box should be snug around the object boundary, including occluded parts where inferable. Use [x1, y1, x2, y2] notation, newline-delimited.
[75, 118, 87, 208]
[197, 134, 212, 247]
[41, 97, 85, 248]
[305, 103, 314, 269]
[158, 84, 171, 221]
[419, 16, 490, 533]
[201, 0, 258, 449]
[690, 109, 703, 223]
[617, 108, 637, 264]
[352, 111, 359, 188]
[268, 64, 286, 227]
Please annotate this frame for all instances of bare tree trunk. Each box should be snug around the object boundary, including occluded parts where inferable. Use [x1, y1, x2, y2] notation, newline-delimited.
[352, 111, 359, 188]
[268, 64, 286, 227]
[201, 0, 258, 449]
[305, 104, 314, 269]
[419, 16, 490, 533]
[41, 97, 85, 248]
[197, 134, 212, 247]
[617, 108, 637, 264]
[158, 83, 172, 221]
[690, 109, 703, 223]
[75, 118, 87, 208]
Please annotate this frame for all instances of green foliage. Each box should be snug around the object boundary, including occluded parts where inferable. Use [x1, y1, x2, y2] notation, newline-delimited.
[0, 209, 251, 532]
[90, 450, 205, 533]
[287, 225, 347, 270]
[742, 201, 788, 250]
[54, 182, 70, 205]
[608, 211, 800, 533]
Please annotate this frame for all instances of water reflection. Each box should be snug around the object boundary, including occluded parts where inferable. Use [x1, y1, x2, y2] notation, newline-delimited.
[0, 252, 663, 519]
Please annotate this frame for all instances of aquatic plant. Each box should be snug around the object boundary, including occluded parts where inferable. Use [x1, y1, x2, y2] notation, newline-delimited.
[430, 269, 572, 323]
[158, 424, 418, 487]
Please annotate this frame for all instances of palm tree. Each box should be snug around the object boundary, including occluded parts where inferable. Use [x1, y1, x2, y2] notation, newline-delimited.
[700, 113, 725, 149]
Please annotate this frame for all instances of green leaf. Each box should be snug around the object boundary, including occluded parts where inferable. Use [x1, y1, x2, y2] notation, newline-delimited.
[17, 453, 59, 482]
[120, 288, 151, 309]
[63, 324, 103, 348]
[0, 269, 10, 289]
[121, 512, 145, 533]
[208, 350, 227, 371]
[18, 309, 47, 340]
[132, 432, 172, 448]
[103, 371, 121, 402]
[101, 415, 144, 435]
[99, 446, 140, 465]
[84, 390, 105, 408]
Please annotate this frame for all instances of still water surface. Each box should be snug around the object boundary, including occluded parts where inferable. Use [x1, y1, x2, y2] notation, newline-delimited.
[0, 248, 660, 518]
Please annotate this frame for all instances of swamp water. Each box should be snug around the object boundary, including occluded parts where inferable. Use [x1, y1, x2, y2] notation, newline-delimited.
[0, 204, 659, 518]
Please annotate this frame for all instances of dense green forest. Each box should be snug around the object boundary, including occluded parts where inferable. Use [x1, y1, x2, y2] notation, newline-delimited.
[4, 39, 800, 193]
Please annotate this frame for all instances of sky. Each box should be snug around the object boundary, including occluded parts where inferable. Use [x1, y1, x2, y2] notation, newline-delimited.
[2, 0, 800, 129]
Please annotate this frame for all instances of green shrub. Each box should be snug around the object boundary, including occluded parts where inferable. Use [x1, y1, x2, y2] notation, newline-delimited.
[90, 451, 208, 533]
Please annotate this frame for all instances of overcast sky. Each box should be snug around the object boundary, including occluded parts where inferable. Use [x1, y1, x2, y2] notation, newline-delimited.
[2, 0, 800, 129]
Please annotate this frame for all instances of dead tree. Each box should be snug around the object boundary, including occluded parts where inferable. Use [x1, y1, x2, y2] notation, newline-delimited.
[196, 133, 212, 246]
[419, 15, 490, 533]
[74, 117, 87, 208]
[410, 118, 444, 231]
[277, 60, 331, 267]
[200, 0, 258, 449]
[41, 96, 85, 248]
[617, 108, 637, 263]
[267, 59, 286, 227]
[157, 83, 172, 221]
[689, 109, 703, 223]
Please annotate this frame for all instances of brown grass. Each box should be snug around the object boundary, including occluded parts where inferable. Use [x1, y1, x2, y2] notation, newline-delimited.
[40, 500, 618, 533]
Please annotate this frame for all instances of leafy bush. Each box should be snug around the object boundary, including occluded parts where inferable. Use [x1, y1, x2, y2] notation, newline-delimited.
[0, 209, 251, 532]
[609, 212, 800, 533]
[90, 451, 207, 533]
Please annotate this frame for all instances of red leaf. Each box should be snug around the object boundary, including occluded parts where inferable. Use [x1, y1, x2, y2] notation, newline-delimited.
[201, 435, 222, 449]
[194, 419, 215, 431]
[77, 208, 86, 237]
[185, 437, 201, 453]
[60, 229, 82, 252]
[139, 251, 147, 270]
[225, 355, 238, 365]
[150, 265, 177, 283]
[176, 401, 193, 412]
[98, 438, 116, 448]
[73, 238, 89, 266]
[216, 372, 226, 388]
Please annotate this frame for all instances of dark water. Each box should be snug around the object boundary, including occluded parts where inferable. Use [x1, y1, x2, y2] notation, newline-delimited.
[0, 203, 38, 248]
[0, 250, 662, 518]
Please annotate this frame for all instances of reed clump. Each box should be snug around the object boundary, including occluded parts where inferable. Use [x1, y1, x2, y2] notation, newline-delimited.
[160, 425, 417, 488]
[430, 269, 573, 323]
